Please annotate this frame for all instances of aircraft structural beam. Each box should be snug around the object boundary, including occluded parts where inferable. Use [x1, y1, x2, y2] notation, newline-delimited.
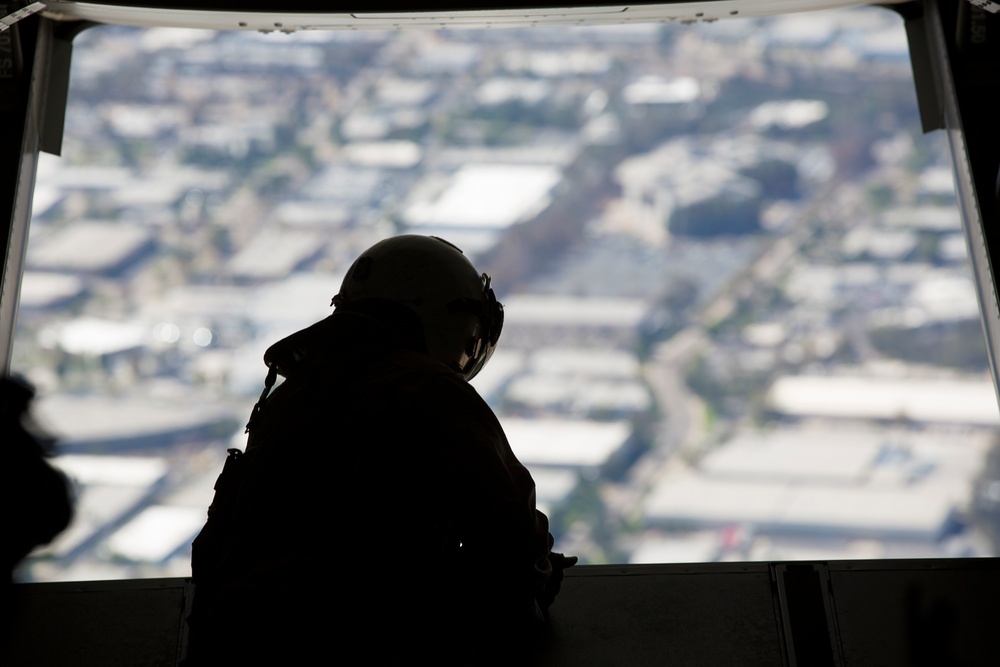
[0, 13, 79, 375]
[0, 14, 47, 375]
[909, 0, 1000, 407]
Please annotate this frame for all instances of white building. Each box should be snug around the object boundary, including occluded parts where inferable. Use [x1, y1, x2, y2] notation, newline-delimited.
[504, 346, 651, 417]
[45, 455, 170, 562]
[27, 221, 155, 277]
[768, 374, 1000, 426]
[225, 228, 327, 282]
[643, 426, 991, 542]
[500, 294, 649, 348]
[504, 416, 634, 479]
[402, 163, 562, 255]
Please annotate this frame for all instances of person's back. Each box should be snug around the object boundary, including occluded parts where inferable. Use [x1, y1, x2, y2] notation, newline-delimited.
[188, 237, 572, 664]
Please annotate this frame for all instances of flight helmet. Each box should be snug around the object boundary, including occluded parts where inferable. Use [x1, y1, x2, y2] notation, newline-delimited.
[332, 235, 503, 381]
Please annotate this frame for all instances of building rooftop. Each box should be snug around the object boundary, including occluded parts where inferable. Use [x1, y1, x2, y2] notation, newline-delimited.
[247, 271, 345, 337]
[27, 222, 155, 275]
[530, 468, 580, 517]
[882, 206, 962, 232]
[644, 476, 956, 540]
[105, 505, 205, 563]
[403, 163, 562, 231]
[342, 141, 423, 169]
[527, 347, 642, 379]
[622, 76, 700, 106]
[502, 295, 648, 329]
[506, 375, 650, 416]
[697, 429, 879, 485]
[629, 531, 721, 564]
[468, 349, 526, 401]
[18, 272, 87, 310]
[36, 394, 236, 448]
[226, 228, 326, 281]
[41, 317, 147, 356]
[646, 425, 990, 541]
[768, 374, 1000, 425]
[45, 455, 169, 559]
[503, 416, 632, 472]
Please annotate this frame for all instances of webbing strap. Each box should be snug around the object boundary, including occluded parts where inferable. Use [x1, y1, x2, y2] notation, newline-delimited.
[244, 364, 278, 434]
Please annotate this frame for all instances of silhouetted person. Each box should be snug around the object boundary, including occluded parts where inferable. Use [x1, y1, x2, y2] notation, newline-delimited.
[2, 375, 72, 644]
[188, 235, 575, 664]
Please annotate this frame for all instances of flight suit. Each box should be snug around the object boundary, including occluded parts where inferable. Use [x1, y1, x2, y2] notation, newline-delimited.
[188, 311, 556, 664]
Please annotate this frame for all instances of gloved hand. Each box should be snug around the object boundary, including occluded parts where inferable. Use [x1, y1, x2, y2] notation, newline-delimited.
[538, 551, 578, 615]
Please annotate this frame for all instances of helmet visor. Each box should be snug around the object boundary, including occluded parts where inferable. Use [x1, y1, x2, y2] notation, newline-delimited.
[451, 273, 503, 381]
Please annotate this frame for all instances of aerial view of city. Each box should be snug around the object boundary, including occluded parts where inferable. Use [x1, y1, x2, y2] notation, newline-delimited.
[13, 5, 1000, 583]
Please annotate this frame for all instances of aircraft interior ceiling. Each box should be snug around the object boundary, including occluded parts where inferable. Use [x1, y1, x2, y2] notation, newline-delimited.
[23, 0, 909, 32]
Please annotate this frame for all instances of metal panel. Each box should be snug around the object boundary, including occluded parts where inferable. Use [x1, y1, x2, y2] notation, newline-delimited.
[536, 563, 785, 666]
[829, 559, 1000, 667]
[3, 578, 191, 667]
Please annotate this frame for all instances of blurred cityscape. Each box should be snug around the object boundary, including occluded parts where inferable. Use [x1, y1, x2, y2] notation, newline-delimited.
[13, 6, 1000, 582]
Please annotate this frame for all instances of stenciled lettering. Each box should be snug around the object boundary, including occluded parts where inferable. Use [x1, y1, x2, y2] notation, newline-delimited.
[0, 32, 13, 79]
[971, 7, 988, 45]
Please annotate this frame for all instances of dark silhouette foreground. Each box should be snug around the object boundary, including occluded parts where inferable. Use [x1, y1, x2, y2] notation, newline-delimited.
[188, 236, 574, 664]
[2, 375, 72, 649]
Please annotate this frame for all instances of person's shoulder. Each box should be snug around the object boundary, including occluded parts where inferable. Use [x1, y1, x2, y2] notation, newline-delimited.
[378, 347, 446, 378]
[385, 348, 491, 405]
